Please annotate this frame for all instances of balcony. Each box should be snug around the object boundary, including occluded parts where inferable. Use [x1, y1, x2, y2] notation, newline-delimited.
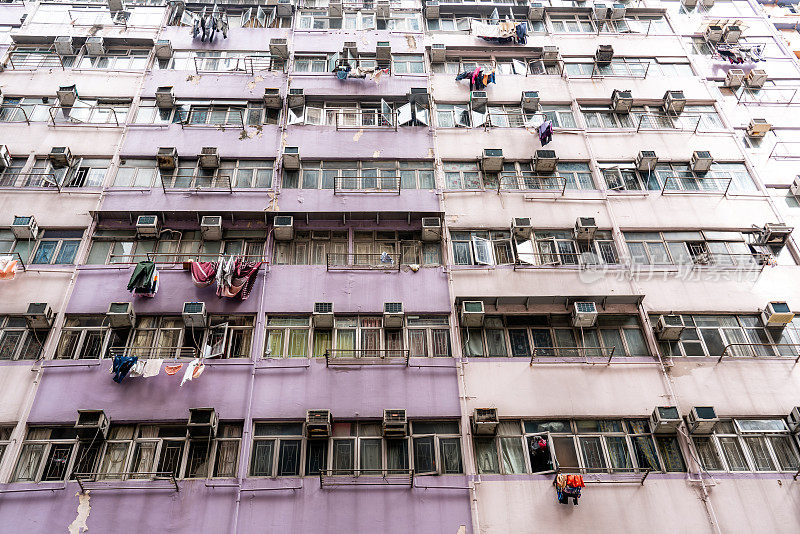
[319, 469, 414, 487]
[325, 348, 410, 366]
[75, 471, 179, 492]
[660, 176, 732, 195]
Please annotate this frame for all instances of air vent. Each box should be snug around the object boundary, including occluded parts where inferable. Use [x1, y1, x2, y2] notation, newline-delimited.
[263, 88, 282, 109]
[747, 118, 771, 138]
[376, 41, 391, 61]
[725, 68, 745, 88]
[655, 314, 685, 340]
[54, 36, 75, 56]
[11, 215, 38, 239]
[650, 406, 681, 433]
[384, 302, 404, 327]
[430, 43, 446, 63]
[473, 408, 499, 435]
[574, 217, 597, 240]
[611, 89, 632, 113]
[136, 215, 160, 237]
[512, 217, 533, 238]
[200, 215, 223, 240]
[595, 44, 614, 64]
[306, 409, 332, 438]
[461, 301, 485, 327]
[762, 301, 794, 326]
[745, 69, 768, 88]
[425, 0, 439, 19]
[636, 150, 658, 171]
[690, 150, 713, 173]
[528, 1, 544, 20]
[85, 36, 105, 56]
[75, 410, 110, 439]
[481, 148, 504, 172]
[383, 409, 408, 437]
[282, 147, 300, 170]
[521, 91, 540, 112]
[663, 90, 686, 114]
[688, 406, 718, 434]
[534, 149, 558, 173]
[269, 38, 289, 59]
[313, 302, 334, 327]
[49, 146, 73, 168]
[287, 88, 305, 108]
[57, 85, 78, 107]
[154, 39, 173, 60]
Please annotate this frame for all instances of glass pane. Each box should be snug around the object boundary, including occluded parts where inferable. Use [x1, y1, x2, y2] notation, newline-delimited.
[277, 440, 301, 475]
[440, 438, 462, 474]
[332, 439, 354, 473]
[360, 439, 382, 472]
[500, 437, 526, 474]
[413, 436, 435, 473]
[718, 437, 748, 471]
[770, 436, 800, 471]
[606, 436, 632, 470]
[656, 436, 685, 472]
[386, 439, 409, 473]
[694, 437, 723, 471]
[508, 330, 531, 358]
[250, 440, 275, 476]
[579, 436, 607, 471]
[42, 444, 74, 481]
[305, 440, 327, 476]
[744, 436, 775, 471]
[475, 438, 499, 474]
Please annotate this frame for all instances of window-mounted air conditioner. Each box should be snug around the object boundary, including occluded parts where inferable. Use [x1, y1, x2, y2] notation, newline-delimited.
[85, 36, 106, 56]
[287, 88, 305, 108]
[650, 406, 681, 433]
[790, 176, 800, 197]
[470, 91, 488, 110]
[747, 118, 771, 137]
[376, 41, 391, 61]
[306, 409, 332, 438]
[574, 217, 597, 240]
[745, 69, 768, 88]
[155, 86, 175, 109]
[421, 217, 442, 242]
[521, 91, 540, 112]
[725, 68, 745, 88]
[276, 0, 293, 17]
[534, 150, 558, 173]
[655, 314, 685, 340]
[611, 89, 632, 113]
[723, 25, 741, 44]
[327, 0, 342, 17]
[200, 215, 223, 241]
[691, 150, 713, 173]
[108, 0, 124, 12]
[383, 409, 408, 437]
[25, 302, 53, 329]
[610, 3, 626, 19]
[11, 215, 38, 240]
[156, 147, 178, 170]
[788, 407, 800, 433]
[688, 406, 718, 434]
[188, 407, 219, 437]
[542, 46, 560, 64]
[595, 45, 614, 64]
[57, 85, 78, 107]
[762, 301, 794, 326]
[199, 147, 220, 169]
[154, 39, 173, 60]
[282, 146, 300, 170]
[528, 1, 544, 20]
[313, 302, 334, 328]
[512, 217, 533, 239]
[273, 215, 294, 241]
[473, 408, 499, 435]
[383, 302, 404, 328]
[136, 215, 160, 237]
[759, 223, 793, 246]
[572, 301, 598, 327]
[481, 148, 504, 172]
[705, 24, 723, 43]
[430, 43, 446, 63]
[0, 145, 11, 169]
[54, 36, 75, 56]
[682, 0, 698, 7]
[425, 0, 439, 19]
[461, 301, 485, 327]
[269, 38, 289, 59]
[593, 3, 608, 20]
[182, 302, 207, 328]
[636, 150, 658, 172]
[263, 88, 282, 109]
[49, 146, 73, 168]
[376, 0, 390, 18]
[76, 410, 110, 439]
[107, 302, 135, 328]
[663, 90, 686, 114]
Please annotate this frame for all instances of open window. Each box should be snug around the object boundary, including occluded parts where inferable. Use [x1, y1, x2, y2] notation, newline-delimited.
[380, 99, 393, 127]
[206, 322, 228, 358]
[527, 432, 557, 473]
[472, 236, 494, 265]
[515, 237, 536, 265]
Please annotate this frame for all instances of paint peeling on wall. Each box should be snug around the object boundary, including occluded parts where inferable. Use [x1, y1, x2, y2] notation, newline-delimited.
[353, 129, 364, 142]
[68, 491, 91, 534]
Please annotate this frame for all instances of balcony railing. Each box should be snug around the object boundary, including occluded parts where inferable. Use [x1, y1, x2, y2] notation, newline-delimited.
[6, 50, 69, 70]
[180, 109, 246, 130]
[107, 346, 199, 360]
[49, 105, 123, 127]
[0, 106, 31, 124]
[334, 111, 398, 131]
[514, 252, 619, 269]
[193, 55, 277, 75]
[717, 343, 800, 364]
[635, 113, 702, 133]
[105, 252, 266, 265]
[690, 252, 769, 269]
[0, 252, 26, 272]
[496, 173, 567, 194]
[661, 176, 732, 195]
[0, 173, 61, 191]
[319, 469, 414, 487]
[326, 253, 401, 271]
[736, 87, 798, 106]
[333, 175, 401, 194]
[159, 172, 233, 193]
[324, 348, 410, 366]
[553, 466, 650, 485]
[74, 472, 179, 492]
[530, 346, 616, 365]
[769, 142, 800, 160]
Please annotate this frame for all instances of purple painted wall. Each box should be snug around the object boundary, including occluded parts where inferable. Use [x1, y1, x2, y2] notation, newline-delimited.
[285, 126, 433, 159]
[275, 188, 441, 213]
[99, 189, 278, 213]
[291, 73, 428, 98]
[120, 123, 281, 159]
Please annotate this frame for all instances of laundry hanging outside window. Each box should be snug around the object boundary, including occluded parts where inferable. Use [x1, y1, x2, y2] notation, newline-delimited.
[187, 5, 229, 42]
[330, 51, 389, 83]
[188, 257, 263, 300]
[471, 8, 528, 45]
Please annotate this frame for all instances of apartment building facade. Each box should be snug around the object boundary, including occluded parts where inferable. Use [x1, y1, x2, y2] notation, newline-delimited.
[0, 0, 798, 531]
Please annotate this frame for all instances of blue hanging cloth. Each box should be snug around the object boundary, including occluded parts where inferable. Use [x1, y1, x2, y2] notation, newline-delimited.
[112, 354, 138, 383]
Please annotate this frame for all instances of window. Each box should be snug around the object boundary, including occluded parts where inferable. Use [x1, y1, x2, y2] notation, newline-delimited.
[411, 421, 463, 475]
[250, 422, 304, 476]
[55, 316, 123, 360]
[694, 419, 799, 473]
[406, 316, 451, 357]
[0, 316, 48, 360]
[158, 51, 284, 72]
[597, 14, 670, 34]
[29, 230, 83, 265]
[625, 231, 764, 267]
[293, 54, 329, 73]
[0, 426, 11, 466]
[76, 48, 150, 70]
[461, 315, 647, 359]
[392, 54, 425, 74]
[8, 47, 75, 69]
[549, 14, 595, 33]
[602, 162, 754, 192]
[0, 154, 108, 188]
[13, 427, 81, 482]
[282, 161, 433, 190]
[272, 231, 349, 265]
[113, 159, 273, 189]
[385, 14, 421, 31]
[327, 421, 409, 475]
[265, 317, 311, 358]
[444, 162, 482, 190]
[134, 99, 276, 126]
[491, 162, 592, 191]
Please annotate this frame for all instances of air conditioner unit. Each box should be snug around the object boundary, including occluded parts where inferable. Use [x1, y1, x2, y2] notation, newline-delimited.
[11, 216, 38, 239]
[107, 302, 135, 328]
[542, 46, 560, 64]
[200, 215, 223, 241]
[723, 25, 741, 44]
[762, 301, 794, 326]
[287, 88, 305, 109]
[425, 0, 439, 19]
[574, 217, 597, 240]
[199, 147, 220, 169]
[512, 217, 533, 239]
[85, 36, 105, 56]
[705, 24, 723, 43]
[282, 146, 300, 170]
[54, 36, 75, 56]
[700, 0, 715, 6]
[650, 406, 681, 434]
[595, 45, 614, 64]
[135, 215, 160, 237]
[691, 150, 713, 173]
[182, 301, 207, 328]
[610, 3, 626, 19]
[430, 43, 446, 63]
[747, 118, 771, 137]
[268, 38, 289, 60]
[313, 302, 334, 328]
[49, 146, 73, 168]
[790, 176, 800, 197]
[329, 0, 343, 17]
[262, 88, 283, 110]
[376, 0, 390, 18]
[25, 302, 53, 329]
[593, 3, 608, 20]
[572, 301, 598, 327]
[383, 409, 408, 437]
[745, 69, 768, 88]
[376, 41, 391, 61]
[655, 314, 685, 340]
[528, 1, 544, 20]
[75, 410, 110, 439]
[155, 86, 175, 108]
[156, 147, 178, 170]
[188, 407, 219, 437]
[724, 68, 746, 88]
[57, 85, 78, 107]
[108, 0, 124, 12]
[788, 407, 800, 433]
[663, 90, 686, 114]
[384, 302, 404, 328]
[0, 145, 10, 169]
[682, 0, 698, 8]
[461, 301, 485, 327]
[306, 409, 332, 438]
[470, 91, 488, 110]
[276, 0, 293, 17]
[636, 150, 658, 172]
[473, 408, 499, 435]
[421, 217, 442, 242]
[481, 149, 504, 172]
[611, 89, 632, 113]
[273, 215, 294, 241]
[521, 91, 540, 112]
[534, 150, 558, 173]
[154, 39, 173, 60]
[688, 406, 719, 434]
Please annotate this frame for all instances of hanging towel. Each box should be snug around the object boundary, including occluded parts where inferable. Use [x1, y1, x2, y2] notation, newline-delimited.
[165, 363, 183, 376]
[0, 256, 18, 281]
[127, 261, 156, 292]
[181, 358, 205, 386]
[129, 360, 147, 378]
[112, 354, 138, 383]
[190, 261, 218, 288]
[142, 358, 163, 377]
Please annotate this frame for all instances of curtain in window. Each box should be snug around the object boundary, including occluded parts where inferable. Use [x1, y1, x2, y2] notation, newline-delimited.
[413, 436, 435, 473]
[462, 328, 484, 357]
[360, 439, 382, 472]
[250, 440, 274, 476]
[13, 443, 44, 481]
[214, 441, 238, 477]
[386, 439, 409, 473]
[606, 436, 632, 470]
[440, 438, 462, 474]
[332, 440, 354, 473]
[500, 437, 526, 474]
[100, 442, 130, 476]
[770, 436, 800, 471]
[694, 437, 723, 471]
[656, 436, 685, 472]
[131, 442, 158, 476]
[475, 438, 499, 474]
[718, 437, 748, 471]
[579, 437, 607, 470]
